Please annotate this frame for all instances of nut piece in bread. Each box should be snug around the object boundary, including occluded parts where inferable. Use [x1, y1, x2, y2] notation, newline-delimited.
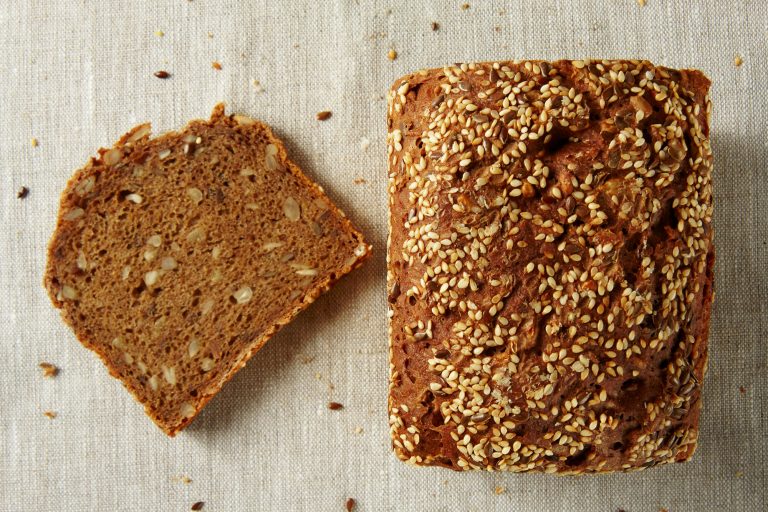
[387, 60, 713, 473]
[45, 104, 371, 435]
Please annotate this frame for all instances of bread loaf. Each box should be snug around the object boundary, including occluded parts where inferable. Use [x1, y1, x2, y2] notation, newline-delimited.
[45, 104, 371, 435]
[387, 60, 713, 473]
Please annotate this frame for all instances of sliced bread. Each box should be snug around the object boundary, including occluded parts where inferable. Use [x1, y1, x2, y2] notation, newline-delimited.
[44, 104, 370, 435]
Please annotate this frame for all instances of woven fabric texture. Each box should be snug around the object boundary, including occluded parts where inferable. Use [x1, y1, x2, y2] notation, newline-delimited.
[1, 1, 766, 510]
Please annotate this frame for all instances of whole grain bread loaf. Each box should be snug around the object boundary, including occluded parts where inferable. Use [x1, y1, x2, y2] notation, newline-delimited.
[387, 60, 713, 473]
[45, 104, 370, 435]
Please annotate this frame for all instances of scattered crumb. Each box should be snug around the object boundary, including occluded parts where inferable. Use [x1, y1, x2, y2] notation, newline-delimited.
[251, 79, 265, 93]
[298, 354, 315, 364]
[660, 509, 668, 512]
[43, 411, 57, 419]
[735, 470, 744, 477]
[345, 497, 356, 511]
[385, 8, 392, 15]
[328, 401, 344, 410]
[443, 479, 449, 485]
[354, 426, 364, 434]
[212, 61, 222, 71]
[39, 362, 58, 378]
[293, 42, 300, 48]
[637, 0, 646, 6]
[354, 178, 367, 185]
[387, 49, 398, 61]
[191, 502, 205, 511]
[155, 30, 164, 37]
[207, 32, 214, 39]
[360, 137, 370, 151]
[173, 475, 193, 484]
[154, 70, 170, 79]
[739, 385, 746, 394]
[494, 26, 501, 32]
[316, 111, 332, 121]
[315, 372, 322, 380]
[494, 486, 506, 495]
[30, 137, 38, 147]
[17, 186, 29, 199]
[461, 3, 470, 10]
[734, 55, 743, 67]
[431, 21, 440, 31]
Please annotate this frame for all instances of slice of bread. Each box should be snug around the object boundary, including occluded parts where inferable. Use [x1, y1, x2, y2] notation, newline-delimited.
[44, 104, 370, 435]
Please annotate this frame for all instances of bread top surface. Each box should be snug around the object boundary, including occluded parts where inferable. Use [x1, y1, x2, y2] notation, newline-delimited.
[386, 60, 713, 473]
[45, 104, 369, 435]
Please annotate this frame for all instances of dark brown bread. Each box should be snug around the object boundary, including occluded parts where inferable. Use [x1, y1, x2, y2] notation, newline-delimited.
[45, 104, 370, 435]
[387, 60, 713, 473]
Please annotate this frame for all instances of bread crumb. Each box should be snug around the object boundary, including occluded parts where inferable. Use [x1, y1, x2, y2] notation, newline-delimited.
[212, 61, 222, 70]
[494, 486, 506, 495]
[360, 137, 370, 151]
[354, 426, 364, 434]
[734, 55, 743, 67]
[431, 22, 440, 31]
[354, 178, 367, 185]
[251, 79, 265, 93]
[328, 401, 344, 410]
[461, 3, 470, 10]
[30, 137, 38, 147]
[17, 186, 29, 199]
[155, 30, 164, 37]
[207, 32, 214, 39]
[39, 362, 59, 378]
[191, 502, 205, 511]
[298, 354, 315, 364]
[43, 411, 57, 419]
[739, 385, 746, 394]
[387, 49, 398, 61]
[637, 0, 646, 6]
[316, 111, 332, 121]
[735, 470, 744, 477]
[345, 498, 356, 511]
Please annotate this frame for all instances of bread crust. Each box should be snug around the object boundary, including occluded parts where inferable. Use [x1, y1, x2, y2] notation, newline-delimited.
[387, 60, 713, 472]
[45, 104, 370, 435]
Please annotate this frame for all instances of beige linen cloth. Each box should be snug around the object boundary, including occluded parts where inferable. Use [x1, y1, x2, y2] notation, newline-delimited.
[1, 1, 766, 510]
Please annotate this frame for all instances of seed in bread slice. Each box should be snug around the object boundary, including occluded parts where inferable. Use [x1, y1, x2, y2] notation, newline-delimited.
[44, 104, 371, 436]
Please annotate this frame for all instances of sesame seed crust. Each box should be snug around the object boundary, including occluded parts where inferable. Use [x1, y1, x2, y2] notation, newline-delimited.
[387, 60, 714, 473]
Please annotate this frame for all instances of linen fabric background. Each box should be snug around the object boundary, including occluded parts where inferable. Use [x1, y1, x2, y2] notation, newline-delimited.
[1, 1, 766, 510]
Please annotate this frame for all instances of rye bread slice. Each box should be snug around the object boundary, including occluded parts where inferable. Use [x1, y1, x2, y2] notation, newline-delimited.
[44, 104, 370, 435]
